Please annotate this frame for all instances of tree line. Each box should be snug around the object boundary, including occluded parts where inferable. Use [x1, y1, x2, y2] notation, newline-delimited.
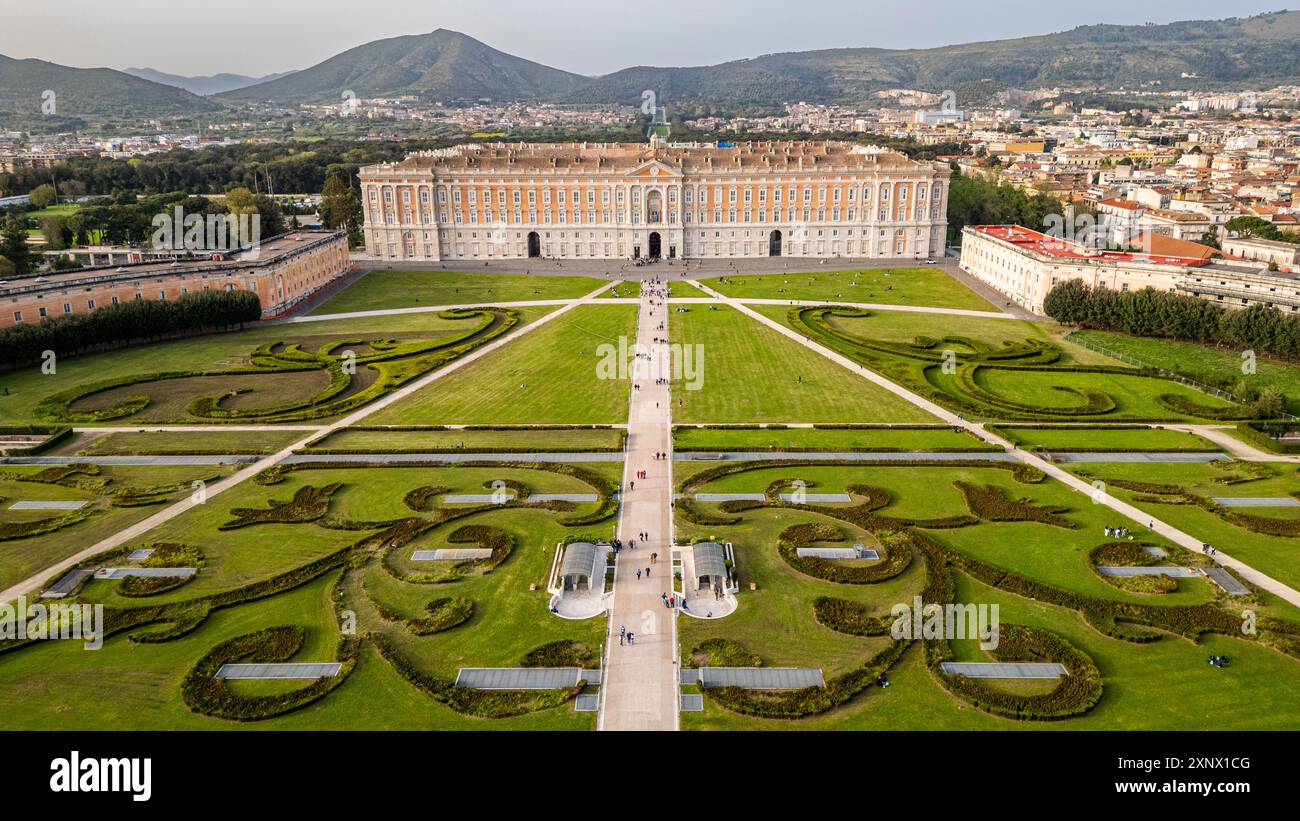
[0, 289, 262, 369]
[1044, 279, 1300, 361]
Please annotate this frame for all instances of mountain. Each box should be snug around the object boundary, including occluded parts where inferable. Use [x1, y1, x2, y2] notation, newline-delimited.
[565, 11, 1300, 107]
[219, 29, 583, 104]
[123, 67, 297, 96]
[0, 55, 220, 126]
[223, 11, 1300, 109]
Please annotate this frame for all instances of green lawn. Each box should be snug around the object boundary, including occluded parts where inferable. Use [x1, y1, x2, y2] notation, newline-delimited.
[669, 305, 935, 424]
[0, 465, 232, 589]
[673, 425, 992, 451]
[308, 426, 624, 452]
[0, 307, 557, 426]
[704, 267, 997, 312]
[1073, 330, 1300, 415]
[309, 269, 608, 315]
[0, 463, 611, 730]
[992, 425, 1221, 452]
[75, 430, 307, 456]
[0, 572, 592, 730]
[755, 303, 1251, 423]
[369, 304, 638, 425]
[1064, 460, 1300, 593]
[676, 460, 1300, 730]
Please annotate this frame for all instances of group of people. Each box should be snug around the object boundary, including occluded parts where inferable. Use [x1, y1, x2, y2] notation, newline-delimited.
[650, 452, 667, 460]
[618, 625, 636, 645]
[1201, 543, 1219, 558]
[1207, 654, 1230, 668]
[1104, 525, 1133, 539]
[633, 469, 649, 480]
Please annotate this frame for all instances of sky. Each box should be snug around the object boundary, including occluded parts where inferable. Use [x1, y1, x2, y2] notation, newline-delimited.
[0, 0, 1291, 77]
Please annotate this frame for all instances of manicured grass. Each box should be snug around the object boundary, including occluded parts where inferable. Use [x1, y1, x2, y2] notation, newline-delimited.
[1065, 460, 1300, 593]
[676, 461, 1300, 730]
[669, 305, 935, 424]
[0, 307, 557, 425]
[75, 430, 307, 456]
[684, 575, 1300, 731]
[992, 425, 1222, 452]
[0, 572, 592, 730]
[308, 426, 624, 452]
[973, 367, 1240, 421]
[704, 267, 998, 312]
[0, 465, 232, 589]
[309, 269, 608, 315]
[370, 304, 638, 425]
[1074, 329, 1300, 415]
[755, 303, 1249, 422]
[0, 462, 611, 729]
[673, 425, 992, 451]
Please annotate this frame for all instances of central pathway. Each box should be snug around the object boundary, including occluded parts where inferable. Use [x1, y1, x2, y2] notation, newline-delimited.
[599, 277, 678, 732]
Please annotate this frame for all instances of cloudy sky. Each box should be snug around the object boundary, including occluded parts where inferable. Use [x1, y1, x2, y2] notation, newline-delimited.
[1, 0, 1289, 77]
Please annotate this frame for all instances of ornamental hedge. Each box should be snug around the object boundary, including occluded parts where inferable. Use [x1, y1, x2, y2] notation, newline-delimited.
[180, 626, 358, 722]
[520, 640, 598, 668]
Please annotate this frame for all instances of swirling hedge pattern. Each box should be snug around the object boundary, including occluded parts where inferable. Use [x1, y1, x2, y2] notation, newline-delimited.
[36, 308, 520, 424]
[786, 305, 1251, 422]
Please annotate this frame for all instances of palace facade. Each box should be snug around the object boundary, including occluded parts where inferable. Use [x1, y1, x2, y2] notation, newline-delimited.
[359, 139, 949, 262]
[959, 225, 1300, 314]
[1, 231, 351, 330]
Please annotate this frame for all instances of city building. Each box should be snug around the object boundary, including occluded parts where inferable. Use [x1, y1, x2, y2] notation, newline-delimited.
[0, 230, 351, 330]
[359, 139, 950, 261]
[959, 224, 1300, 314]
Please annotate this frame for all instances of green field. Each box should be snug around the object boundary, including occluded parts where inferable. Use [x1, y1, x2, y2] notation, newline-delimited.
[0, 306, 556, 426]
[0, 462, 613, 729]
[669, 305, 935, 424]
[704, 267, 998, 312]
[309, 269, 608, 315]
[1065, 460, 1300, 592]
[676, 460, 1300, 730]
[0, 464, 232, 589]
[757, 304, 1252, 423]
[74, 430, 307, 455]
[673, 425, 992, 451]
[992, 425, 1222, 452]
[1072, 330, 1300, 415]
[369, 304, 637, 425]
[308, 426, 624, 452]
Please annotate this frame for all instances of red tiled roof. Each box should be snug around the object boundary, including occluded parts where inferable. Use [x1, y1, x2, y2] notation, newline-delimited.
[971, 225, 1210, 267]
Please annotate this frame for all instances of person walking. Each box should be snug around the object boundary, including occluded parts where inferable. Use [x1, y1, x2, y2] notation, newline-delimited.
[645, 566, 651, 578]
[619, 625, 626, 645]
[636, 569, 642, 580]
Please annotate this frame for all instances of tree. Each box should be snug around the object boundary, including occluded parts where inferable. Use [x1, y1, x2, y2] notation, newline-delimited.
[0, 215, 34, 276]
[1042, 279, 1090, 324]
[223, 187, 259, 247]
[27, 184, 56, 209]
[1225, 216, 1281, 241]
[319, 174, 364, 248]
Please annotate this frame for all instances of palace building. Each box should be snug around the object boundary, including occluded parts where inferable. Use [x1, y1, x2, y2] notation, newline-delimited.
[959, 225, 1300, 315]
[0, 231, 351, 330]
[359, 138, 950, 262]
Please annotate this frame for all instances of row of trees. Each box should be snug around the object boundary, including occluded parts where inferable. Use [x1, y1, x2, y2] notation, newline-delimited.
[0, 290, 262, 368]
[1044, 279, 1300, 362]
